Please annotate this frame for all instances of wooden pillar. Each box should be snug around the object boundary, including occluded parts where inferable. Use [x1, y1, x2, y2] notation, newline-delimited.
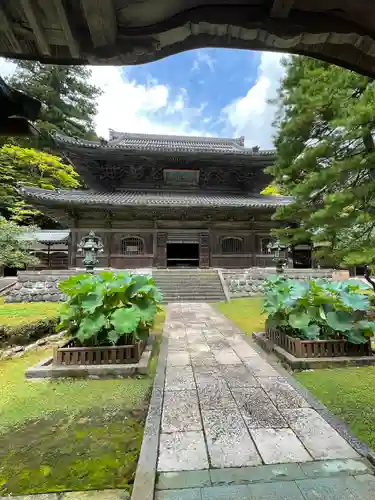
[249, 231, 256, 267]
[68, 211, 78, 268]
[199, 232, 210, 268]
[155, 232, 167, 268]
[105, 211, 113, 268]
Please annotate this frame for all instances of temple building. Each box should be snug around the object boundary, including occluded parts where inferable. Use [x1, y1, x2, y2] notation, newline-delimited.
[19, 131, 307, 270]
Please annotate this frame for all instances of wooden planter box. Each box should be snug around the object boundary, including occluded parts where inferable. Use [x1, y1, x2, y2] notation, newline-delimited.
[54, 338, 147, 365]
[265, 326, 372, 358]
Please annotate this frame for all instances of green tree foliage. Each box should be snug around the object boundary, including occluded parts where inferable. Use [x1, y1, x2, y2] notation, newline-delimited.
[0, 217, 39, 269]
[260, 184, 281, 196]
[271, 56, 375, 267]
[0, 144, 79, 223]
[9, 62, 102, 142]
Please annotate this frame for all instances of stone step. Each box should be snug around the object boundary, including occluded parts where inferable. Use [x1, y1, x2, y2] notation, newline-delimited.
[163, 294, 224, 302]
[153, 269, 226, 302]
[156, 285, 224, 290]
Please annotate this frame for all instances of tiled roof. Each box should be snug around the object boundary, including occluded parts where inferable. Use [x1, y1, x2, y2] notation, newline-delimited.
[19, 230, 70, 244]
[19, 186, 292, 209]
[54, 131, 275, 156]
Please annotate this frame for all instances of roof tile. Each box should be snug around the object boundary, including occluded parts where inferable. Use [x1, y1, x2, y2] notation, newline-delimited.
[54, 131, 275, 156]
[19, 186, 292, 209]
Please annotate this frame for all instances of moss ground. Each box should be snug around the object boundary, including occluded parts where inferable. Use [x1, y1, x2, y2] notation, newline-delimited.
[0, 298, 59, 326]
[216, 297, 266, 335]
[296, 366, 375, 450]
[0, 309, 165, 497]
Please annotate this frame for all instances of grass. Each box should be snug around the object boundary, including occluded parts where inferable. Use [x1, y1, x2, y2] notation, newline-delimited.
[295, 367, 375, 450]
[0, 309, 165, 497]
[216, 297, 266, 335]
[0, 298, 59, 327]
[217, 297, 375, 451]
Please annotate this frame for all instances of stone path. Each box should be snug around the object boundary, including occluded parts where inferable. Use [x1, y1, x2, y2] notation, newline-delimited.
[156, 303, 375, 500]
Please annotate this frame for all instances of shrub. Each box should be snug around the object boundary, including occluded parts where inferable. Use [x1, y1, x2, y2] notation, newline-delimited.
[0, 318, 58, 347]
[57, 271, 163, 347]
[262, 276, 375, 344]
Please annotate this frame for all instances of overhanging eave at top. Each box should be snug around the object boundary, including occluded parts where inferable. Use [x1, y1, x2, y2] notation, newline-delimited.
[1, 2, 375, 76]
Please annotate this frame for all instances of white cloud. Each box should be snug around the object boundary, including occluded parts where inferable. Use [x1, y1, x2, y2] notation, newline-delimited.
[223, 52, 287, 149]
[191, 50, 215, 72]
[87, 67, 212, 138]
[0, 58, 17, 78]
[0, 58, 210, 138]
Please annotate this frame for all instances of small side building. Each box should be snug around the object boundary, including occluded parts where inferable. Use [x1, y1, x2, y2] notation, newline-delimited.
[19, 131, 307, 269]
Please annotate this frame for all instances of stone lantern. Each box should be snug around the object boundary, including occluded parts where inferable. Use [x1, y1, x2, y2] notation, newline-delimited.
[77, 231, 104, 273]
[267, 239, 289, 274]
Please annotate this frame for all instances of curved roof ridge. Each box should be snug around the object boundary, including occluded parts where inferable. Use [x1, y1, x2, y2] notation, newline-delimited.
[18, 185, 293, 209]
[108, 129, 244, 146]
[53, 130, 276, 156]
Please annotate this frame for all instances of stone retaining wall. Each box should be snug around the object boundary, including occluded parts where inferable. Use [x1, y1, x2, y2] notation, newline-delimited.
[5, 267, 335, 303]
[222, 268, 333, 298]
[4, 268, 153, 303]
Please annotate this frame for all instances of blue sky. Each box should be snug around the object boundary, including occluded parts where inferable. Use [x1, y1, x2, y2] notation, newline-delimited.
[124, 49, 261, 137]
[0, 49, 285, 149]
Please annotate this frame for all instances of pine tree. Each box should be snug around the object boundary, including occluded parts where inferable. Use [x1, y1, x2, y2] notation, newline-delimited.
[0, 62, 101, 224]
[271, 56, 375, 268]
[9, 62, 102, 141]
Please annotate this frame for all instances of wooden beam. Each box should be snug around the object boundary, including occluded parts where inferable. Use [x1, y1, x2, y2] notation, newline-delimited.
[0, 7, 22, 53]
[51, 0, 80, 58]
[20, 0, 51, 56]
[270, 0, 294, 18]
[80, 0, 117, 48]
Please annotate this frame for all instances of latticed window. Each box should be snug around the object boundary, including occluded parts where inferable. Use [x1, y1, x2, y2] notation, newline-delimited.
[221, 237, 244, 254]
[121, 236, 144, 255]
[260, 237, 272, 254]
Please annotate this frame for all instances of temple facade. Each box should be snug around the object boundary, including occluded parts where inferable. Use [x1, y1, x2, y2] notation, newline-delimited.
[19, 131, 308, 270]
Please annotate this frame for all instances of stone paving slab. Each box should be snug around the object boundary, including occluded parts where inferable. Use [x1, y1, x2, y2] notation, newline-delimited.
[296, 476, 374, 500]
[165, 366, 195, 390]
[157, 470, 211, 490]
[250, 428, 313, 464]
[190, 353, 217, 366]
[283, 408, 360, 460]
[211, 348, 242, 365]
[162, 390, 202, 432]
[155, 488, 202, 500]
[219, 365, 259, 388]
[299, 458, 371, 478]
[243, 358, 281, 377]
[258, 377, 310, 409]
[158, 431, 209, 472]
[232, 387, 288, 429]
[167, 352, 190, 366]
[201, 485, 252, 500]
[247, 481, 306, 499]
[202, 407, 262, 467]
[209, 463, 306, 486]
[157, 302, 366, 498]
[197, 380, 237, 410]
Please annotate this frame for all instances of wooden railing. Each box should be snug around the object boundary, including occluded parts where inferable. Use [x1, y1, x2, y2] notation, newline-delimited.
[54, 338, 146, 365]
[266, 327, 371, 358]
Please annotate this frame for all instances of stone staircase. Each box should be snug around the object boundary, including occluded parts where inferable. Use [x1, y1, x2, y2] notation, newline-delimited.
[153, 269, 227, 303]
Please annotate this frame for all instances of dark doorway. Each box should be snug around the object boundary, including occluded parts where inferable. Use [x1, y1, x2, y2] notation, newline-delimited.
[3, 266, 23, 277]
[167, 243, 199, 267]
[292, 248, 312, 269]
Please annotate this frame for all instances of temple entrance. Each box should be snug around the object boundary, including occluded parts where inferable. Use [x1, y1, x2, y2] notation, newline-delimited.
[292, 245, 312, 268]
[167, 243, 200, 267]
